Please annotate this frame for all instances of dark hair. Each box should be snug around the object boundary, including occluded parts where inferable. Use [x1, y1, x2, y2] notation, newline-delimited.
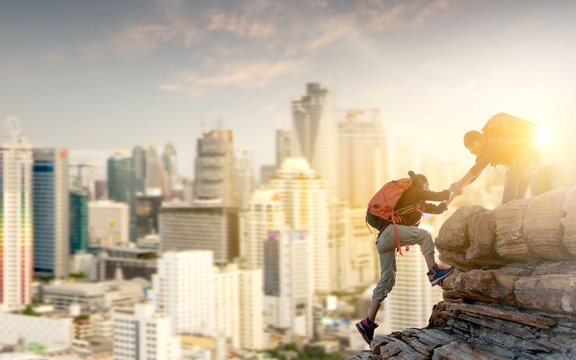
[408, 171, 428, 189]
[463, 130, 483, 147]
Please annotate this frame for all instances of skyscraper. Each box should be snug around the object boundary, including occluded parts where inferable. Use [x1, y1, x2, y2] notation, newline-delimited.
[276, 129, 291, 169]
[153, 251, 214, 334]
[338, 109, 390, 207]
[70, 188, 89, 254]
[32, 148, 70, 278]
[159, 203, 239, 265]
[240, 189, 284, 271]
[162, 142, 179, 196]
[235, 146, 254, 210]
[264, 229, 312, 338]
[144, 146, 165, 195]
[0, 117, 33, 311]
[269, 158, 330, 293]
[291, 83, 338, 197]
[107, 151, 136, 242]
[194, 127, 237, 206]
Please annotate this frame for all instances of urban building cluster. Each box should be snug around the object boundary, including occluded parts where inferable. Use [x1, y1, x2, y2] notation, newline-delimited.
[1, 83, 513, 360]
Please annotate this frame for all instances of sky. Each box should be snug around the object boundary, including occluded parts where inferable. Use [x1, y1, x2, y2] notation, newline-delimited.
[1, 0, 575, 180]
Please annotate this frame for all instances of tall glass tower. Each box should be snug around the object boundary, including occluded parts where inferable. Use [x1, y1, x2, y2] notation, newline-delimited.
[107, 152, 136, 242]
[0, 117, 33, 311]
[32, 148, 69, 278]
[70, 187, 89, 254]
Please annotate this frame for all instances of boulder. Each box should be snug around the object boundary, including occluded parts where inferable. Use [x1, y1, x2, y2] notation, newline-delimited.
[561, 186, 576, 256]
[523, 186, 570, 261]
[493, 199, 537, 262]
[436, 206, 487, 252]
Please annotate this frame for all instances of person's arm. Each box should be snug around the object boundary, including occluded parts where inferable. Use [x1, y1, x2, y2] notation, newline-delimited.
[423, 201, 448, 214]
[415, 188, 451, 202]
[450, 154, 490, 194]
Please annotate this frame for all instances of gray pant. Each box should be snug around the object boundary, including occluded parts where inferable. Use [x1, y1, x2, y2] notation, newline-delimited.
[503, 146, 541, 204]
[372, 224, 435, 301]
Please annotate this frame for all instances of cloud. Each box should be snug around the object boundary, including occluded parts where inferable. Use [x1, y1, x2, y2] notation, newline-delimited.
[204, 10, 277, 39]
[84, 18, 198, 60]
[158, 60, 305, 97]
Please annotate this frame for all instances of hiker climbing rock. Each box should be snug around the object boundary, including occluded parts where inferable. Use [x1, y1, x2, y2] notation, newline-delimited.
[356, 171, 455, 345]
[450, 112, 542, 204]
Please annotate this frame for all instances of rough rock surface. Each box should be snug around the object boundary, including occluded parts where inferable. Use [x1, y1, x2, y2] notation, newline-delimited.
[345, 186, 576, 360]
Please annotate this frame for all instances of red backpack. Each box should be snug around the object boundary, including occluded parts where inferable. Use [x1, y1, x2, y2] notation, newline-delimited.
[366, 178, 413, 255]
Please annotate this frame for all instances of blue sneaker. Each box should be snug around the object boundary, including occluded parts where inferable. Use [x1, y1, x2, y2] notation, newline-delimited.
[427, 264, 454, 286]
[355, 318, 379, 345]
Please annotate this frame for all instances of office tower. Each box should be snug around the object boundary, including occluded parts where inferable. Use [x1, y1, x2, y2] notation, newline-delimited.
[107, 151, 135, 202]
[153, 251, 214, 334]
[276, 129, 291, 169]
[70, 187, 89, 255]
[132, 146, 146, 194]
[160, 203, 239, 264]
[32, 148, 70, 278]
[333, 207, 377, 291]
[238, 268, 264, 351]
[94, 179, 107, 200]
[240, 189, 284, 270]
[107, 151, 136, 242]
[380, 249, 443, 333]
[291, 83, 338, 197]
[235, 146, 254, 210]
[264, 230, 312, 338]
[0, 117, 33, 311]
[88, 200, 130, 247]
[194, 127, 237, 206]
[162, 142, 179, 195]
[136, 194, 162, 240]
[269, 158, 330, 293]
[338, 109, 390, 207]
[213, 264, 240, 351]
[69, 163, 98, 200]
[145, 145, 165, 195]
[259, 165, 276, 186]
[113, 303, 181, 360]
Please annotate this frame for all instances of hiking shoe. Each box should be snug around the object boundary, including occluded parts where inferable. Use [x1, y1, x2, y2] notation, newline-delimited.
[355, 318, 379, 345]
[427, 264, 455, 286]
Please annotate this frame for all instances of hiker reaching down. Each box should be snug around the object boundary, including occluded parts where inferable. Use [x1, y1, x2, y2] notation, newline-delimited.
[356, 171, 455, 345]
[450, 112, 541, 204]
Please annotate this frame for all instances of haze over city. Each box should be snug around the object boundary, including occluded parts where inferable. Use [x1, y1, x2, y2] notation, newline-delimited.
[1, 0, 575, 179]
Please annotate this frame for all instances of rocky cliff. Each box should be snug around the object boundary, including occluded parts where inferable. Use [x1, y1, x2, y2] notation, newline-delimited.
[345, 186, 576, 360]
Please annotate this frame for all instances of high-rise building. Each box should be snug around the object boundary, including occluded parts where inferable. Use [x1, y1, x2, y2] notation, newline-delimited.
[136, 194, 163, 240]
[153, 251, 214, 335]
[160, 203, 239, 264]
[240, 189, 284, 270]
[132, 146, 146, 194]
[145, 146, 165, 195]
[162, 142, 179, 196]
[338, 109, 390, 207]
[291, 83, 338, 197]
[269, 158, 330, 293]
[332, 207, 377, 291]
[238, 267, 264, 351]
[194, 127, 237, 206]
[380, 248, 443, 333]
[235, 147, 254, 210]
[113, 303, 181, 360]
[32, 148, 70, 278]
[88, 200, 130, 247]
[70, 188, 89, 254]
[0, 117, 33, 311]
[107, 151, 136, 242]
[276, 129, 291, 169]
[264, 229, 313, 338]
[213, 264, 240, 351]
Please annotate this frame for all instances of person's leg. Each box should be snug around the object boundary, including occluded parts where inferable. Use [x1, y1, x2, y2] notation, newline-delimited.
[504, 147, 541, 203]
[357, 227, 397, 344]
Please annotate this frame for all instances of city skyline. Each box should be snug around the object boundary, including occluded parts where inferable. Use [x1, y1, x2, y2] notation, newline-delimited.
[1, 0, 575, 180]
